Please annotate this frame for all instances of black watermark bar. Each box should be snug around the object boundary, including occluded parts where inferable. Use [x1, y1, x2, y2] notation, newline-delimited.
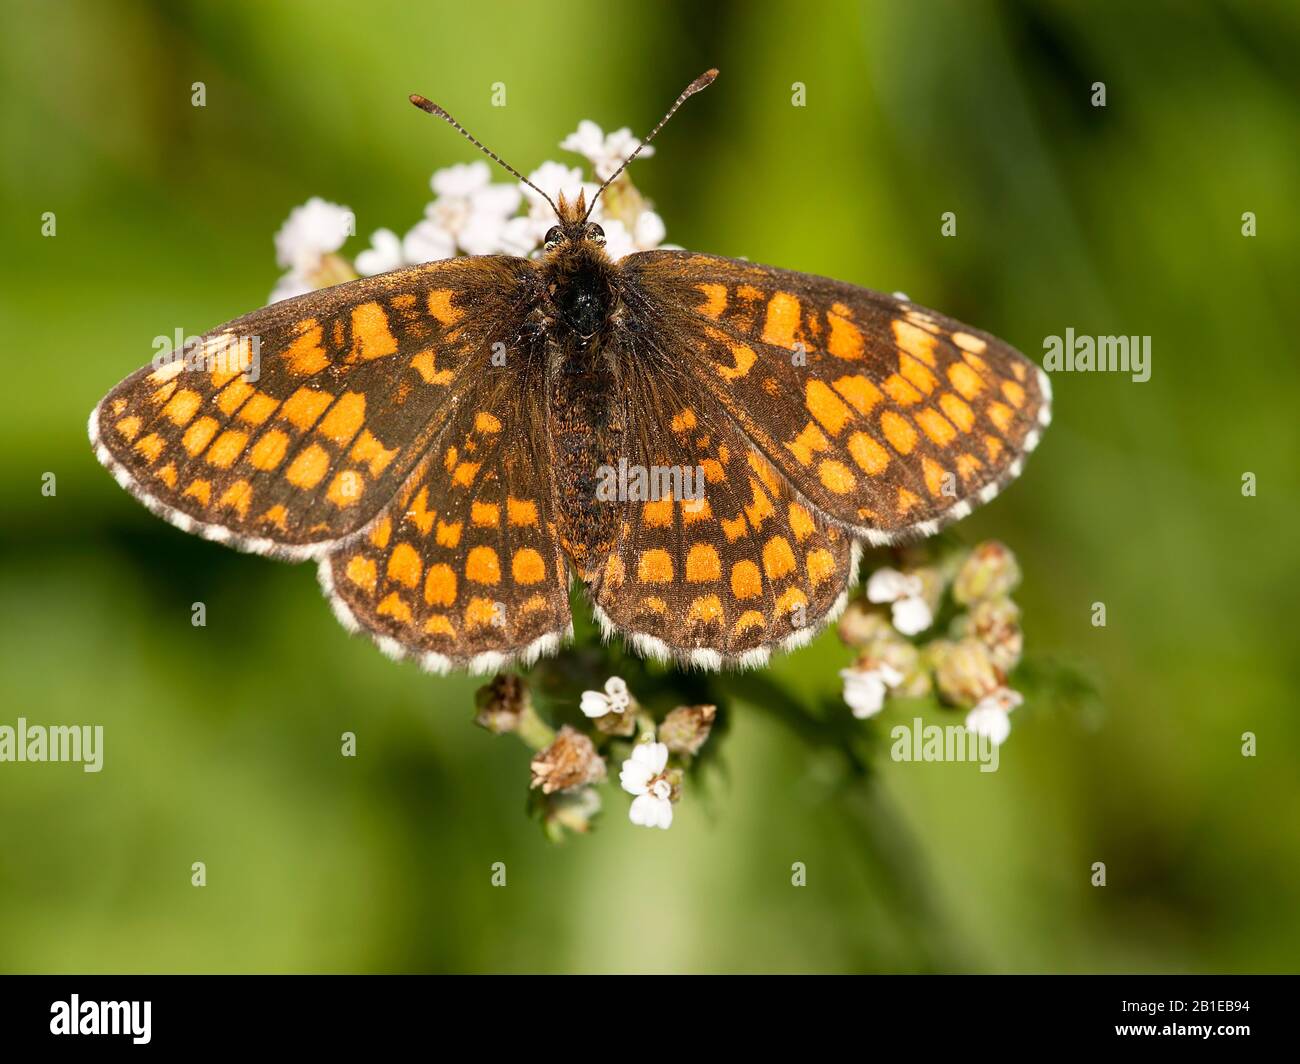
[0, 975, 1291, 1050]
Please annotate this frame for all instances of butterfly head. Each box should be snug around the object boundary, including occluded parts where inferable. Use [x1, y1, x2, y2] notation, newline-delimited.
[543, 190, 606, 254]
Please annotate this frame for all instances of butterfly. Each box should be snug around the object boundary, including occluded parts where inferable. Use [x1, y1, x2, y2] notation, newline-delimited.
[89, 69, 1050, 674]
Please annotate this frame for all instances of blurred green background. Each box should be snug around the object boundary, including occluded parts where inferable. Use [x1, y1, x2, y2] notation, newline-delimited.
[2, 0, 1298, 973]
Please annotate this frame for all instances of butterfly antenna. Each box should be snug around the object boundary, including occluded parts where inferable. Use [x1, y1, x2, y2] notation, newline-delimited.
[582, 68, 718, 223]
[409, 93, 561, 218]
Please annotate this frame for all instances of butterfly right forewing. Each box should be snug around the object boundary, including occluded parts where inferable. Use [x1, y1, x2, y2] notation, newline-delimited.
[621, 251, 1052, 544]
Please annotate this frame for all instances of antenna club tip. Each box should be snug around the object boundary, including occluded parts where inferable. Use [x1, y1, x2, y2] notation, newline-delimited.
[689, 69, 719, 93]
[409, 94, 440, 114]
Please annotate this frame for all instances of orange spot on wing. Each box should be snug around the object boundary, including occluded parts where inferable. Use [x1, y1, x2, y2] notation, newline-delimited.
[183, 478, 211, 505]
[731, 560, 762, 600]
[218, 479, 253, 518]
[833, 374, 883, 416]
[915, 407, 958, 447]
[788, 502, 816, 542]
[848, 431, 890, 475]
[162, 389, 202, 427]
[512, 548, 546, 585]
[716, 341, 757, 381]
[427, 289, 462, 326]
[687, 595, 723, 624]
[637, 548, 674, 584]
[948, 362, 984, 400]
[806, 548, 837, 588]
[183, 417, 219, 456]
[424, 563, 457, 606]
[285, 443, 330, 489]
[279, 387, 333, 430]
[326, 470, 364, 507]
[350, 430, 398, 477]
[466, 546, 501, 584]
[806, 380, 853, 435]
[696, 283, 727, 320]
[346, 555, 377, 592]
[761, 292, 801, 348]
[893, 319, 938, 366]
[818, 459, 855, 493]
[471, 501, 500, 527]
[377, 592, 413, 624]
[350, 302, 398, 361]
[880, 410, 918, 454]
[238, 392, 279, 425]
[939, 392, 976, 432]
[411, 349, 454, 385]
[387, 542, 422, 588]
[206, 429, 248, 469]
[685, 543, 721, 582]
[507, 497, 538, 526]
[827, 303, 864, 360]
[286, 321, 330, 374]
[762, 536, 796, 579]
[248, 429, 289, 470]
[317, 392, 366, 444]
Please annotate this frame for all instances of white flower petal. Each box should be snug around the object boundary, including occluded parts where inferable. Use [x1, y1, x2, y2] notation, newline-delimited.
[629, 793, 673, 829]
[866, 567, 922, 604]
[354, 228, 404, 276]
[619, 760, 654, 796]
[580, 691, 612, 718]
[273, 197, 354, 272]
[402, 220, 455, 265]
[634, 741, 669, 775]
[891, 595, 933, 636]
[840, 668, 887, 719]
[633, 209, 666, 249]
[965, 704, 1012, 746]
[268, 270, 311, 305]
[469, 182, 523, 220]
[432, 161, 491, 198]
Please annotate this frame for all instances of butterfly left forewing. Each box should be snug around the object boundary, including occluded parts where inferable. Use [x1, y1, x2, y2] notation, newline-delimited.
[621, 251, 1051, 544]
[90, 256, 538, 557]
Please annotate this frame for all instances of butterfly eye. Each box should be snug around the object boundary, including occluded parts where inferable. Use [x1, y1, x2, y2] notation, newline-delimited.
[587, 223, 606, 246]
[543, 226, 562, 248]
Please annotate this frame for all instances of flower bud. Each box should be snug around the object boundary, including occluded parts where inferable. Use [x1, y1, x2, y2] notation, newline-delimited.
[952, 541, 1021, 605]
[542, 787, 602, 839]
[933, 637, 1003, 707]
[955, 596, 1024, 673]
[837, 598, 895, 648]
[473, 674, 529, 735]
[659, 704, 717, 756]
[530, 726, 607, 794]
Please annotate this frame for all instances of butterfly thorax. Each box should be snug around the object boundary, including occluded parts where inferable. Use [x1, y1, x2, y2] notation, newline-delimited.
[539, 230, 627, 574]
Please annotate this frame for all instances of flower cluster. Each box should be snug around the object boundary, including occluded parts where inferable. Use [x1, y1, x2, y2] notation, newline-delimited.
[266, 121, 673, 306]
[838, 541, 1028, 745]
[474, 670, 714, 839]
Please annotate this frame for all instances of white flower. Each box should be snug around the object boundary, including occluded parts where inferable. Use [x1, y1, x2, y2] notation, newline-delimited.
[579, 676, 632, 719]
[964, 687, 1024, 746]
[273, 197, 354, 274]
[601, 209, 668, 261]
[355, 228, 405, 276]
[866, 567, 933, 636]
[402, 218, 456, 265]
[839, 661, 904, 719]
[405, 161, 522, 263]
[620, 741, 673, 829]
[561, 120, 654, 181]
[268, 271, 313, 305]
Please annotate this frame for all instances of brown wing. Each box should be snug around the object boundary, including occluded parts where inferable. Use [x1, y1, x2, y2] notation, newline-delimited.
[89, 256, 540, 558]
[583, 340, 858, 669]
[619, 251, 1051, 544]
[319, 357, 572, 674]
